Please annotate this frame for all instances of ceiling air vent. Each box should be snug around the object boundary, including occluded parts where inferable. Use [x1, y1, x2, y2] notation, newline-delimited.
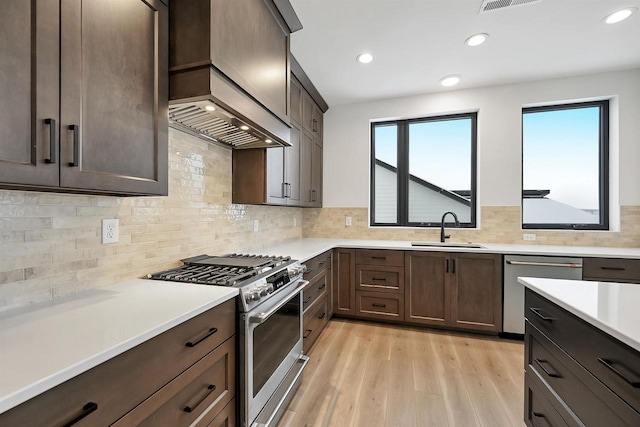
[479, 0, 542, 13]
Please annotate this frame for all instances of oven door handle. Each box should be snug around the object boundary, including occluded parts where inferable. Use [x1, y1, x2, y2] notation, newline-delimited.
[249, 280, 309, 325]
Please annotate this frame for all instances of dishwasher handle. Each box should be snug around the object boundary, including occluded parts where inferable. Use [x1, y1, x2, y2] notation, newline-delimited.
[506, 260, 582, 269]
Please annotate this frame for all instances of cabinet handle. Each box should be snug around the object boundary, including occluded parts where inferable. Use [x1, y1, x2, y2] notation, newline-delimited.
[600, 266, 626, 271]
[318, 312, 326, 320]
[185, 327, 218, 348]
[372, 277, 387, 281]
[452, 259, 456, 273]
[44, 118, 56, 164]
[531, 412, 546, 427]
[372, 256, 386, 260]
[311, 189, 316, 202]
[312, 118, 317, 132]
[62, 402, 98, 427]
[68, 124, 79, 167]
[304, 268, 314, 275]
[445, 259, 449, 273]
[282, 182, 287, 198]
[372, 303, 386, 308]
[303, 329, 313, 338]
[183, 384, 216, 413]
[288, 183, 292, 198]
[304, 296, 312, 304]
[598, 358, 640, 388]
[318, 283, 326, 290]
[317, 260, 326, 266]
[534, 358, 562, 378]
[529, 307, 554, 321]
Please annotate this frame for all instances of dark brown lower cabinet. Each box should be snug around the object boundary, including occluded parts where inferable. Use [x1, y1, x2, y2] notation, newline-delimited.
[303, 294, 329, 353]
[582, 257, 640, 283]
[332, 248, 356, 316]
[524, 289, 640, 426]
[404, 251, 502, 333]
[355, 291, 404, 321]
[0, 299, 237, 426]
[302, 251, 332, 353]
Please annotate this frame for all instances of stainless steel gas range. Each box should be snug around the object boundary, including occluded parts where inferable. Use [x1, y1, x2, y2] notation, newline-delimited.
[149, 253, 309, 427]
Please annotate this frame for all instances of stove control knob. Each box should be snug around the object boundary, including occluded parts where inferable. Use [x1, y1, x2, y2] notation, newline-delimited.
[245, 291, 260, 303]
[267, 283, 274, 294]
[258, 286, 268, 297]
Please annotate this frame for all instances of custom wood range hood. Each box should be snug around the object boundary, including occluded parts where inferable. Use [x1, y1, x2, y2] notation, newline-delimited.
[169, 0, 302, 149]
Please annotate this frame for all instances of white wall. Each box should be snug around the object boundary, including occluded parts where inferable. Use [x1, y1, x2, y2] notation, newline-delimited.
[323, 69, 640, 215]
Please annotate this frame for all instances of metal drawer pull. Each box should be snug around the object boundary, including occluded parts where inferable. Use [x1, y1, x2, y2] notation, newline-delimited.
[318, 283, 326, 290]
[62, 402, 98, 427]
[44, 118, 56, 164]
[535, 358, 562, 378]
[318, 312, 326, 320]
[372, 277, 387, 281]
[304, 268, 314, 275]
[317, 260, 326, 266]
[372, 256, 386, 260]
[68, 124, 79, 167]
[185, 327, 218, 348]
[372, 303, 387, 308]
[506, 260, 582, 268]
[598, 358, 640, 388]
[183, 384, 216, 413]
[529, 307, 554, 322]
[304, 296, 312, 304]
[600, 266, 626, 271]
[452, 259, 456, 273]
[303, 329, 313, 339]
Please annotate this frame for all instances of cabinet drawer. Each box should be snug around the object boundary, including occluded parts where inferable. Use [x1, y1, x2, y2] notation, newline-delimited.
[525, 372, 571, 427]
[526, 322, 640, 426]
[303, 294, 329, 353]
[206, 397, 236, 427]
[356, 291, 404, 321]
[583, 257, 640, 283]
[355, 249, 404, 267]
[526, 289, 640, 413]
[0, 298, 236, 426]
[303, 270, 328, 312]
[303, 250, 331, 281]
[113, 336, 236, 426]
[356, 265, 404, 293]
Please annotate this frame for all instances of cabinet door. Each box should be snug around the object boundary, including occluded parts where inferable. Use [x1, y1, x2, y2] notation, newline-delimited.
[284, 124, 301, 205]
[0, 0, 59, 187]
[333, 248, 356, 316]
[312, 105, 323, 142]
[266, 146, 286, 204]
[404, 252, 449, 326]
[300, 130, 313, 206]
[59, 0, 168, 195]
[450, 253, 502, 332]
[311, 140, 323, 206]
[302, 90, 315, 133]
[290, 77, 303, 125]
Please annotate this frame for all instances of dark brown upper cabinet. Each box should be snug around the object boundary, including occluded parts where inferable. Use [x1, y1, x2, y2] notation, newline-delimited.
[0, 0, 169, 196]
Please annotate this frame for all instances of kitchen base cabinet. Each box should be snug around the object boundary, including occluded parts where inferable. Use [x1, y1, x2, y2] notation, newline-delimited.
[582, 257, 640, 283]
[332, 248, 356, 316]
[0, 299, 237, 426]
[524, 288, 640, 426]
[404, 251, 502, 333]
[355, 291, 404, 322]
[207, 398, 236, 427]
[302, 251, 332, 353]
[303, 294, 329, 353]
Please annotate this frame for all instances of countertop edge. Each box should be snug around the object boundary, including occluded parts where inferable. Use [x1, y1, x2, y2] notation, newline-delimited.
[0, 290, 238, 414]
[519, 277, 640, 353]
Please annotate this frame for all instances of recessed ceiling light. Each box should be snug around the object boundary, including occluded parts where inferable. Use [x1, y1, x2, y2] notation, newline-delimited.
[465, 33, 489, 46]
[440, 75, 461, 87]
[205, 105, 216, 112]
[356, 53, 374, 64]
[265, 139, 272, 144]
[603, 7, 636, 24]
[240, 125, 250, 131]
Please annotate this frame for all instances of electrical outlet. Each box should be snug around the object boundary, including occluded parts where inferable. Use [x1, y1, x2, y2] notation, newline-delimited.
[253, 219, 259, 232]
[523, 233, 536, 241]
[102, 219, 119, 244]
[345, 216, 352, 227]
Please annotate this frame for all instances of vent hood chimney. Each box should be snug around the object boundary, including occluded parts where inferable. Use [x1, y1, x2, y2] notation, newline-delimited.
[169, 0, 302, 149]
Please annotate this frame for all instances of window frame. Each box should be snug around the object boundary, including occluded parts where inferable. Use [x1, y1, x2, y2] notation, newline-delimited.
[521, 100, 609, 230]
[370, 112, 478, 228]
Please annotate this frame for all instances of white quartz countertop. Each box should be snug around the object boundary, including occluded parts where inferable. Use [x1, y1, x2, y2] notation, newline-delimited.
[261, 238, 640, 263]
[0, 279, 238, 414]
[519, 277, 640, 353]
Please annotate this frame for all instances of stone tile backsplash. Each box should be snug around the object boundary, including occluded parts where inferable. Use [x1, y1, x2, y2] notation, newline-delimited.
[302, 206, 640, 247]
[0, 129, 301, 310]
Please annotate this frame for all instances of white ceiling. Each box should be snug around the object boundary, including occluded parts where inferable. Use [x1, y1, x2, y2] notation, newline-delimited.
[289, 0, 640, 107]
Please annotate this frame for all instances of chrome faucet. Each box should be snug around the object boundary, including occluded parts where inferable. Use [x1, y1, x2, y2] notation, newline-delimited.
[440, 211, 460, 243]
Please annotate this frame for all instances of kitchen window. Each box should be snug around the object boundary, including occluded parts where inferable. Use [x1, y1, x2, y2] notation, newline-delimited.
[370, 113, 477, 227]
[522, 100, 609, 230]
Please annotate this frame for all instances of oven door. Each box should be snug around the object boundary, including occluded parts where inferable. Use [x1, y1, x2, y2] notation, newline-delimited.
[242, 280, 306, 425]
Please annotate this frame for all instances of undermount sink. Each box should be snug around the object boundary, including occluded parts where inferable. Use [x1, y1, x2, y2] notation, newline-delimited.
[411, 242, 486, 249]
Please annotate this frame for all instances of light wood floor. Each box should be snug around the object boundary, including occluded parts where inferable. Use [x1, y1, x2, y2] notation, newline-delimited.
[278, 319, 525, 427]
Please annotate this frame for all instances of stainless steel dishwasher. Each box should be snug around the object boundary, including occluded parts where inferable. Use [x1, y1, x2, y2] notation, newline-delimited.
[503, 255, 583, 335]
